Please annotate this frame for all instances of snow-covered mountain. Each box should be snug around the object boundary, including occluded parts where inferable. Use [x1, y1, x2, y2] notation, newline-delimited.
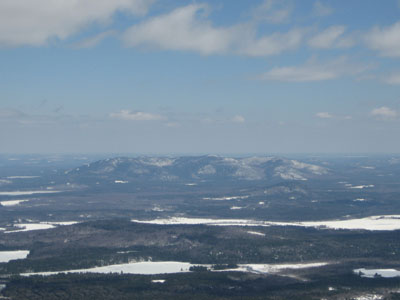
[65, 156, 328, 183]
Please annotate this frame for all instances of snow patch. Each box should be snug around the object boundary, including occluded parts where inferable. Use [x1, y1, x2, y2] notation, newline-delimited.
[198, 165, 216, 175]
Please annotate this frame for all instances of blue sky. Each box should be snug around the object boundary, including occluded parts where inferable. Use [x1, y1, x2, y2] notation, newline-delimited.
[1, 0, 400, 154]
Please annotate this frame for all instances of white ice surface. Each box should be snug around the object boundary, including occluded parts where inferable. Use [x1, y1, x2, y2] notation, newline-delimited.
[0, 199, 29, 206]
[21, 261, 193, 276]
[132, 215, 400, 231]
[0, 190, 61, 196]
[0, 250, 29, 263]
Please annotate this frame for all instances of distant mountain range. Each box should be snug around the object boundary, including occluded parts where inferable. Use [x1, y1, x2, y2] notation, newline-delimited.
[65, 156, 328, 183]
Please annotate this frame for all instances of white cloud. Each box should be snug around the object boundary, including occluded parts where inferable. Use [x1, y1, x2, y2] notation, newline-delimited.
[252, 0, 293, 24]
[316, 112, 333, 119]
[313, 1, 333, 16]
[0, 108, 25, 119]
[371, 107, 398, 120]
[261, 57, 368, 82]
[0, 0, 154, 47]
[110, 110, 165, 121]
[238, 28, 305, 57]
[384, 73, 400, 85]
[365, 21, 400, 57]
[122, 4, 305, 56]
[308, 26, 354, 49]
[122, 4, 236, 55]
[73, 30, 117, 48]
[165, 122, 180, 128]
[232, 115, 245, 123]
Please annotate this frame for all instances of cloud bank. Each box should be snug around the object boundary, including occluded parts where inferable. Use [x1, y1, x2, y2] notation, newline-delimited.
[0, 0, 154, 46]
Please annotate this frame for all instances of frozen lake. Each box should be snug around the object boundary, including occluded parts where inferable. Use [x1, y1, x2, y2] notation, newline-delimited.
[0, 190, 61, 196]
[21, 261, 329, 277]
[354, 268, 400, 278]
[132, 215, 400, 231]
[5, 221, 78, 233]
[0, 199, 30, 206]
[0, 250, 29, 263]
[22, 261, 193, 276]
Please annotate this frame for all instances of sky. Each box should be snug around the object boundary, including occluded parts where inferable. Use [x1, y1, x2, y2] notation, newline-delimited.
[1, 0, 400, 154]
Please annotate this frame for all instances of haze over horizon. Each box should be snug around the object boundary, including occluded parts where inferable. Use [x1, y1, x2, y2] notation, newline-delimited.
[1, 0, 400, 153]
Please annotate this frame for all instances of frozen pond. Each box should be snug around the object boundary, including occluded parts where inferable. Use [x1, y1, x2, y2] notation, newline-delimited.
[354, 268, 400, 278]
[132, 215, 400, 231]
[22, 261, 193, 276]
[0, 250, 29, 263]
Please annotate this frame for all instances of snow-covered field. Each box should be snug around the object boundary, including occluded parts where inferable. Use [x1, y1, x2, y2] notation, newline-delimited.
[132, 215, 400, 231]
[0, 190, 61, 196]
[354, 268, 400, 278]
[0, 250, 29, 263]
[0, 199, 30, 206]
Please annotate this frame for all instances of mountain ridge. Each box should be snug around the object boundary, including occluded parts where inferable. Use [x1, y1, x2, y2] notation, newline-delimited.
[65, 155, 328, 183]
